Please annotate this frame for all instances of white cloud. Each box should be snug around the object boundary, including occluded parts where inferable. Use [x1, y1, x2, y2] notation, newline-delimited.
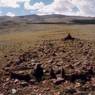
[72, 0, 95, 16]
[0, 0, 95, 16]
[24, 2, 45, 10]
[0, 0, 31, 8]
[37, 0, 76, 15]
[25, 0, 95, 17]
[6, 12, 15, 17]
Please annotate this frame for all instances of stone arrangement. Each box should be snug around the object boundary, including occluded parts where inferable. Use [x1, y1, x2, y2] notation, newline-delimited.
[0, 34, 95, 95]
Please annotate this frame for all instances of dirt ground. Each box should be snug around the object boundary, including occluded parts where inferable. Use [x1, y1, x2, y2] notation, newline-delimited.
[0, 24, 95, 95]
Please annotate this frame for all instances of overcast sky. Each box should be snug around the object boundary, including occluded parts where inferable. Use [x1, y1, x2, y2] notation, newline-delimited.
[0, 0, 95, 17]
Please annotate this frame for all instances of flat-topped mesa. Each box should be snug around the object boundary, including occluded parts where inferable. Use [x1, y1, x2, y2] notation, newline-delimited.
[64, 33, 75, 41]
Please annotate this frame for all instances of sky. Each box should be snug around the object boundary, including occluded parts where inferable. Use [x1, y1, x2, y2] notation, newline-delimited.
[0, 0, 95, 17]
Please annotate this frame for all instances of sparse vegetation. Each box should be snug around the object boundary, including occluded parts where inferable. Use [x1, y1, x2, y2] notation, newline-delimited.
[0, 23, 95, 95]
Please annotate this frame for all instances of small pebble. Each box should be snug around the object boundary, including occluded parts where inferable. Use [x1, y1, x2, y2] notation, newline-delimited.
[12, 89, 17, 94]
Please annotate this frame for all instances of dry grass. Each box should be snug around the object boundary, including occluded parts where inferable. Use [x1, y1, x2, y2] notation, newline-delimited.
[0, 24, 95, 67]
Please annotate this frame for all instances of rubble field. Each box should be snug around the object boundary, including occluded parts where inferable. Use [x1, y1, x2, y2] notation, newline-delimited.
[0, 34, 95, 95]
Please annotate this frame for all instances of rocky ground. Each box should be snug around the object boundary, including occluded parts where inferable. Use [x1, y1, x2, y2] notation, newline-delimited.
[0, 34, 95, 95]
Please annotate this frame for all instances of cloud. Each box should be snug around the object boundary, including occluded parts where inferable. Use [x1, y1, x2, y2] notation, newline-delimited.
[0, 0, 31, 8]
[36, 0, 76, 15]
[24, 0, 95, 17]
[24, 0, 78, 15]
[24, 2, 45, 10]
[72, 0, 95, 16]
[6, 12, 15, 17]
[0, 0, 95, 16]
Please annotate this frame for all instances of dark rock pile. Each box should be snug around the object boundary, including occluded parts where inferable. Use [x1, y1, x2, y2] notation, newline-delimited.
[0, 34, 95, 95]
[63, 33, 75, 41]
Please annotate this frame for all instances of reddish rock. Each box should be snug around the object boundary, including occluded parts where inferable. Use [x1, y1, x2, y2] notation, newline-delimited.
[53, 77, 64, 85]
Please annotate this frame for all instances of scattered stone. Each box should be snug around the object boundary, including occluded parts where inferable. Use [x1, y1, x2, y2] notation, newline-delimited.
[64, 88, 77, 94]
[54, 92, 60, 95]
[1, 37, 95, 94]
[14, 79, 19, 84]
[29, 79, 36, 85]
[0, 93, 4, 95]
[33, 64, 44, 82]
[6, 78, 10, 81]
[20, 81, 28, 87]
[11, 89, 17, 94]
[50, 68, 57, 79]
[61, 68, 65, 78]
[75, 82, 81, 88]
[10, 71, 31, 82]
[53, 77, 64, 85]
[64, 33, 75, 41]
[15, 58, 22, 65]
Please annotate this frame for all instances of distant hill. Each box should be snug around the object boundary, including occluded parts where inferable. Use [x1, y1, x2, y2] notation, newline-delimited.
[0, 14, 95, 25]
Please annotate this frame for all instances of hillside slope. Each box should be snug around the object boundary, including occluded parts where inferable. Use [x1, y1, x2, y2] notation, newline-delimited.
[0, 15, 95, 25]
